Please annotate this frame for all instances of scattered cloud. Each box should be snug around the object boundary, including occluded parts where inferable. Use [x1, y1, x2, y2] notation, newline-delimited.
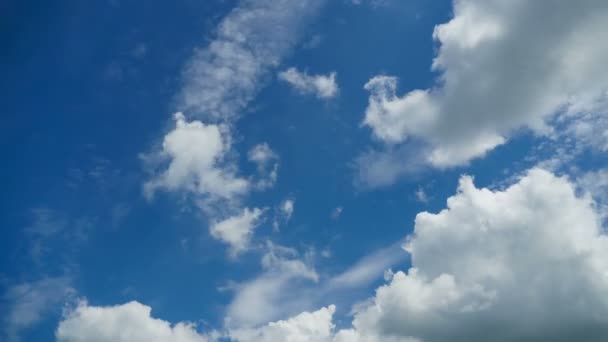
[273, 198, 295, 231]
[177, 0, 326, 121]
[279, 67, 339, 99]
[210, 207, 264, 257]
[143, 112, 248, 206]
[248, 143, 279, 190]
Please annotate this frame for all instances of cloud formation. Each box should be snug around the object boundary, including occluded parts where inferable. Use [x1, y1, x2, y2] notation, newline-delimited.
[279, 67, 339, 99]
[363, 0, 608, 167]
[3, 277, 73, 341]
[210, 207, 264, 256]
[56, 301, 214, 342]
[336, 168, 608, 341]
[178, 0, 325, 121]
[144, 113, 248, 204]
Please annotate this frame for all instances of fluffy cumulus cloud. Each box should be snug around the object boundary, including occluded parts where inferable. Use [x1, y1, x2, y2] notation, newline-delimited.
[56, 301, 214, 342]
[210, 207, 264, 256]
[279, 67, 339, 99]
[334, 168, 608, 341]
[229, 305, 336, 342]
[144, 113, 248, 203]
[363, 0, 608, 167]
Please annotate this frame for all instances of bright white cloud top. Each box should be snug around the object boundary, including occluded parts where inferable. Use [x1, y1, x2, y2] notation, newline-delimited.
[144, 113, 248, 203]
[363, 0, 608, 167]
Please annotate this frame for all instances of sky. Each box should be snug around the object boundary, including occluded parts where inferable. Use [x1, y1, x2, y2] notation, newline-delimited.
[2, 0, 608, 341]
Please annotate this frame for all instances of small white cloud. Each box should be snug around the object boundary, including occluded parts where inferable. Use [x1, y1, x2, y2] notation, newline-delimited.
[143, 113, 249, 204]
[273, 198, 295, 231]
[210, 208, 264, 257]
[278, 67, 338, 99]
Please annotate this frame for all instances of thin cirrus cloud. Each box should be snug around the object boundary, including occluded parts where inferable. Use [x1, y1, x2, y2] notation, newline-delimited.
[361, 0, 608, 170]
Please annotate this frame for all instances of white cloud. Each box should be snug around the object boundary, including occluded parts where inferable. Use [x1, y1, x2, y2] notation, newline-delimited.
[273, 198, 295, 231]
[229, 305, 336, 342]
[225, 242, 319, 328]
[335, 168, 608, 341]
[3, 277, 73, 341]
[178, 0, 325, 121]
[210, 207, 264, 256]
[56, 301, 215, 342]
[143, 113, 248, 204]
[279, 67, 339, 99]
[248, 143, 279, 190]
[327, 242, 406, 291]
[145, 0, 324, 225]
[363, 0, 608, 167]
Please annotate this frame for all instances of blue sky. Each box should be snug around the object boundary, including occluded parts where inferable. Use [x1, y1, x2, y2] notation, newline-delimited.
[3, 0, 608, 341]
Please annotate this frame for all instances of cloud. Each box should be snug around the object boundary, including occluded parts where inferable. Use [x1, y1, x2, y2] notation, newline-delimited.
[248, 143, 279, 190]
[414, 187, 428, 203]
[143, 113, 248, 205]
[145, 0, 324, 223]
[362, 0, 608, 168]
[354, 144, 427, 189]
[178, 0, 325, 121]
[56, 301, 215, 342]
[330, 206, 343, 220]
[3, 277, 73, 341]
[334, 168, 608, 341]
[279, 67, 339, 99]
[229, 305, 336, 342]
[327, 242, 406, 292]
[225, 242, 319, 328]
[273, 198, 295, 231]
[210, 207, 264, 257]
